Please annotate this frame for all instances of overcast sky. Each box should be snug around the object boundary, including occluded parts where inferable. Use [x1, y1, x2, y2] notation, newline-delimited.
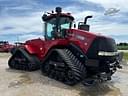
[0, 0, 128, 43]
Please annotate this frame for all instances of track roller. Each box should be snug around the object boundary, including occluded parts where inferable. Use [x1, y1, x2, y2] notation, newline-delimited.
[41, 49, 86, 85]
[8, 48, 40, 71]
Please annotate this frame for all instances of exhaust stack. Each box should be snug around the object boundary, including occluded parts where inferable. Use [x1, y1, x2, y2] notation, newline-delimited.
[78, 15, 93, 31]
[84, 16, 93, 24]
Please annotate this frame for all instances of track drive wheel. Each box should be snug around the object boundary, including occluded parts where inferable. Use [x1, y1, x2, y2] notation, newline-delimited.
[41, 49, 86, 85]
[8, 48, 40, 71]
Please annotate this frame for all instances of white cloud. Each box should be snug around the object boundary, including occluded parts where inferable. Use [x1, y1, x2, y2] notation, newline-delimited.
[8, 5, 32, 10]
[0, 2, 127, 43]
[65, 5, 128, 36]
[0, 12, 43, 35]
[73, 10, 102, 21]
[63, 6, 103, 24]
[78, 0, 128, 12]
[19, 34, 44, 43]
[90, 23, 128, 36]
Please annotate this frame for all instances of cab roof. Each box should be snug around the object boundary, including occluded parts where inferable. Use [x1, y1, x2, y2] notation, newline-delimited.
[42, 13, 74, 22]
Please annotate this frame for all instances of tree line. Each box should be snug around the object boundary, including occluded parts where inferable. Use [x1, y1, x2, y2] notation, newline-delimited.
[117, 42, 128, 46]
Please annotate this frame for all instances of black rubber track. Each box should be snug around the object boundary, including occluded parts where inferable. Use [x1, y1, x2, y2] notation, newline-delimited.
[8, 48, 40, 71]
[64, 49, 87, 78]
[41, 49, 86, 85]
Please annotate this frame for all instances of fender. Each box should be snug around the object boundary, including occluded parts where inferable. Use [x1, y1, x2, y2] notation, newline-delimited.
[24, 39, 45, 57]
[67, 43, 88, 64]
[25, 44, 36, 54]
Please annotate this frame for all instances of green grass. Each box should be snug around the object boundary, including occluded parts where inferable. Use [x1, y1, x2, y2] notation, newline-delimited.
[123, 52, 128, 60]
[117, 45, 128, 50]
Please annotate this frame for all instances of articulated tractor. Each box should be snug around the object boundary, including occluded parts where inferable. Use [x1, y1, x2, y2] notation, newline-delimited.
[8, 7, 123, 85]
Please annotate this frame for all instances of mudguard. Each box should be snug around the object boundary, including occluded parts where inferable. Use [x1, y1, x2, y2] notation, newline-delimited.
[24, 45, 35, 54]
[8, 48, 41, 71]
[10, 48, 16, 54]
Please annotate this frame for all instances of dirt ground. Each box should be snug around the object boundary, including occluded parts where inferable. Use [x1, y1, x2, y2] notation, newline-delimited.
[0, 53, 128, 96]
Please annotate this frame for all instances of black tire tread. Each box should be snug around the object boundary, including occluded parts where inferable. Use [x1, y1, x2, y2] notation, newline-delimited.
[8, 48, 40, 71]
[54, 49, 86, 84]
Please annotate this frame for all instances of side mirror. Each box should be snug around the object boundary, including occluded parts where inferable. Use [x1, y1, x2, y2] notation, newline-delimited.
[42, 14, 47, 21]
[74, 23, 76, 28]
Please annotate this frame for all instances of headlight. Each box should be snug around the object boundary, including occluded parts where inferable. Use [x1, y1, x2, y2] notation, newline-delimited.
[98, 51, 119, 56]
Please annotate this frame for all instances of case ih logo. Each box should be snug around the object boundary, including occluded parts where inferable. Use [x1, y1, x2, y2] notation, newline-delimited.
[76, 35, 85, 41]
[76, 35, 88, 46]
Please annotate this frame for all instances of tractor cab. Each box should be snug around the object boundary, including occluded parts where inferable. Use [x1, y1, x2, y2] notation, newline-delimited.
[42, 7, 74, 40]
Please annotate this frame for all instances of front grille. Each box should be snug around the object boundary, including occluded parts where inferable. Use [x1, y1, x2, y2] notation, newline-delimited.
[86, 36, 117, 60]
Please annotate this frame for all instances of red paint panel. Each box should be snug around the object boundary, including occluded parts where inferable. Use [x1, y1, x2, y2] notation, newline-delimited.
[24, 38, 69, 60]
[68, 29, 97, 53]
[24, 29, 97, 61]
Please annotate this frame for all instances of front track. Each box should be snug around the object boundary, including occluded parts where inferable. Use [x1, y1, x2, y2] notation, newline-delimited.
[41, 49, 86, 85]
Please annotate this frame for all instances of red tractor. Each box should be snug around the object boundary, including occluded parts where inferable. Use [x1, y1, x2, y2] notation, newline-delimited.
[8, 7, 123, 85]
[0, 41, 14, 52]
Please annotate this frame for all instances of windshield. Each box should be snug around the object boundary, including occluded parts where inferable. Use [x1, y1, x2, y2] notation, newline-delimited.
[44, 17, 72, 40]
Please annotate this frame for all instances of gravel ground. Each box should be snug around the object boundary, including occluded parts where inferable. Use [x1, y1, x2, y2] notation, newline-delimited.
[0, 53, 128, 96]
